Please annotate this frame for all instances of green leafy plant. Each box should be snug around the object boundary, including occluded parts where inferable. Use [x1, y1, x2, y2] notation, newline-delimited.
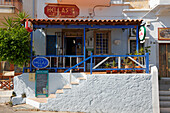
[21, 93, 26, 98]
[112, 60, 116, 67]
[12, 91, 16, 97]
[0, 12, 31, 67]
[105, 63, 110, 68]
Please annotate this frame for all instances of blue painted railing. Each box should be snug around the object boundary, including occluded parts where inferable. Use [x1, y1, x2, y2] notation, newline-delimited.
[24, 53, 150, 74]
[64, 52, 150, 74]
[23, 55, 84, 73]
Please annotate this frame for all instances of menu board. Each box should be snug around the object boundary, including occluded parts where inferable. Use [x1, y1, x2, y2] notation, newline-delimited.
[35, 70, 48, 97]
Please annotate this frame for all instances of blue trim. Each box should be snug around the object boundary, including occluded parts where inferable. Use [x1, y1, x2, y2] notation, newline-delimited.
[90, 52, 93, 75]
[33, 55, 84, 57]
[93, 68, 146, 71]
[30, 32, 33, 72]
[34, 25, 137, 29]
[84, 28, 86, 72]
[136, 26, 139, 52]
[146, 53, 149, 73]
[64, 56, 91, 73]
[92, 55, 145, 57]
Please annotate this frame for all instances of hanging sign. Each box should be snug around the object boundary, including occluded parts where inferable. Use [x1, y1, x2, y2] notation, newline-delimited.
[158, 28, 170, 40]
[25, 20, 33, 32]
[44, 4, 79, 18]
[32, 57, 49, 69]
[139, 26, 146, 41]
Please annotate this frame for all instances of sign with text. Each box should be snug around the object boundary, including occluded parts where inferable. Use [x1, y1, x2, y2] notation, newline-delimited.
[158, 28, 170, 40]
[44, 4, 79, 18]
[35, 70, 48, 97]
[32, 57, 49, 69]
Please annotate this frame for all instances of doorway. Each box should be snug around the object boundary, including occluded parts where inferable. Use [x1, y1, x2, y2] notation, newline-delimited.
[159, 44, 170, 77]
[64, 37, 83, 66]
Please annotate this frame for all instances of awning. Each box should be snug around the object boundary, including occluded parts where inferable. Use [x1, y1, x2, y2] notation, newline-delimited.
[21, 19, 143, 26]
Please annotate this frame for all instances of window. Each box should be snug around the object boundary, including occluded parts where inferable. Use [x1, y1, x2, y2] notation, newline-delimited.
[94, 31, 111, 55]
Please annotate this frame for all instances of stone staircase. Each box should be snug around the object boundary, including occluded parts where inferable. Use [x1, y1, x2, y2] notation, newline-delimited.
[48, 76, 86, 98]
[0, 89, 13, 103]
[159, 78, 170, 113]
[26, 74, 87, 108]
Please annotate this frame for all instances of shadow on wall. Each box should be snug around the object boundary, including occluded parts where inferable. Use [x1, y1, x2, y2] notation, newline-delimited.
[14, 73, 70, 98]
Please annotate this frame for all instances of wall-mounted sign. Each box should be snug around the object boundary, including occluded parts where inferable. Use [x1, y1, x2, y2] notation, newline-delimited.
[32, 57, 49, 69]
[139, 26, 146, 41]
[25, 20, 33, 32]
[158, 28, 170, 40]
[29, 73, 35, 81]
[44, 4, 79, 18]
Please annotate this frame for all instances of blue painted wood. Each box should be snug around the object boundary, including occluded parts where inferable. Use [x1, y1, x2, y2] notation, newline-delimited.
[92, 55, 145, 57]
[64, 56, 92, 73]
[84, 28, 86, 72]
[93, 68, 146, 71]
[146, 53, 149, 73]
[90, 52, 93, 75]
[30, 32, 33, 72]
[136, 26, 139, 53]
[46, 35, 56, 55]
[33, 55, 84, 57]
[34, 25, 137, 29]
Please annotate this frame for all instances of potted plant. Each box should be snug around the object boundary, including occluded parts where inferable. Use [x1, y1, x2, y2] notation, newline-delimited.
[112, 60, 117, 73]
[105, 63, 111, 74]
[124, 58, 133, 73]
[135, 65, 144, 73]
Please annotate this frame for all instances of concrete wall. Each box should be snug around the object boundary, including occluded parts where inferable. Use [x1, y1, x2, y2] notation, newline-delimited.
[40, 74, 153, 113]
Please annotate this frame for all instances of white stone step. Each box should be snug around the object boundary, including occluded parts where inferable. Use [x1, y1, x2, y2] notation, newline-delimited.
[56, 89, 64, 94]
[160, 91, 170, 96]
[160, 96, 170, 101]
[0, 95, 11, 103]
[160, 108, 170, 113]
[26, 98, 47, 109]
[0, 90, 13, 96]
[160, 101, 170, 108]
[48, 94, 56, 98]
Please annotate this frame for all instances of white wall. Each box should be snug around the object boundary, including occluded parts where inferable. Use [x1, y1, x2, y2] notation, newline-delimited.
[36, 0, 128, 19]
[40, 74, 153, 113]
[111, 29, 128, 55]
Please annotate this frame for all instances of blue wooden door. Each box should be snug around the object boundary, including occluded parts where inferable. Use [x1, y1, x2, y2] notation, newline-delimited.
[46, 35, 56, 55]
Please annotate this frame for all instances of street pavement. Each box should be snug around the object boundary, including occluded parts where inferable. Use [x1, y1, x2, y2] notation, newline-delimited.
[0, 104, 79, 113]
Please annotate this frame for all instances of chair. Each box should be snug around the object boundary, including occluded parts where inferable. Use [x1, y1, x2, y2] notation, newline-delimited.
[0, 71, 15, 90]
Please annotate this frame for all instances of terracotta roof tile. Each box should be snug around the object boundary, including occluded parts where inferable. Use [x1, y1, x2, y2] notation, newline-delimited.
[21, 19, 143, 25]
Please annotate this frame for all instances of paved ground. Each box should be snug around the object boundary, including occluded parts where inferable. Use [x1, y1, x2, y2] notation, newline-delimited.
[0, 104, 81, 113]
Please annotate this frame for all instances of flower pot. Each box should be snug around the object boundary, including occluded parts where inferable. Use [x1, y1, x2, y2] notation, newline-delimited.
[135, 66, 144, 73]
[125, 65, 132, 73]
[112, 66, 118, 73]
[106, 70, 111, 74]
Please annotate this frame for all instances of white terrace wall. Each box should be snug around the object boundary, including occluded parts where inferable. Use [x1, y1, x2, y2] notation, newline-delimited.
[14, 66, 159, 112]
[40, 74, 153, 113]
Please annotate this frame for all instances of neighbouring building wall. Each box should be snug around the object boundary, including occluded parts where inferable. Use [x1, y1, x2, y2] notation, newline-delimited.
[23, 0, 33, 17]
[145, 16, 170, 67]
[149, 0, 159, 8]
